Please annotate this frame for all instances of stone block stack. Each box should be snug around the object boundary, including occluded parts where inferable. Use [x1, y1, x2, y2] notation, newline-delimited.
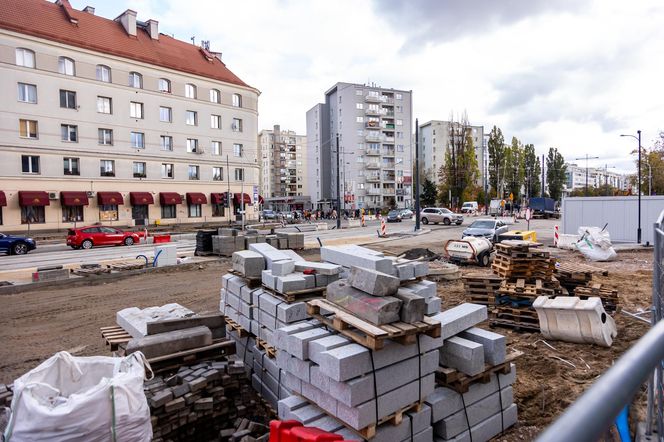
[212, 228, 305, 257]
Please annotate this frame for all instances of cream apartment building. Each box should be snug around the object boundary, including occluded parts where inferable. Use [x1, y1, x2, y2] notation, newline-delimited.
[0, 0, 260, 232]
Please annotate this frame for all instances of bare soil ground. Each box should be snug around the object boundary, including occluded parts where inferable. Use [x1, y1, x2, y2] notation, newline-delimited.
[0, 247, 653, 441]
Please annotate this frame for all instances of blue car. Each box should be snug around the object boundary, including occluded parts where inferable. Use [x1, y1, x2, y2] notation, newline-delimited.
[0, 232, 37, 255]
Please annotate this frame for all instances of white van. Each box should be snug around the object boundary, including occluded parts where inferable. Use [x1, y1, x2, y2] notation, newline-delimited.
[461, 202, 478, 214]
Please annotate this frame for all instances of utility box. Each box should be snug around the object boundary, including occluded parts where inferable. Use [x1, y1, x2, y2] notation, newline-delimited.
[155, 244, 177, 267]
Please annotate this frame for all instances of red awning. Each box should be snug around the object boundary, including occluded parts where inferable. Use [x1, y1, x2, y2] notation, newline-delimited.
[233, 193, 252, 205]
[130, 192, 154, 205]
[0, 191, 6, 207]
[210, 193, 227, 204]
[159, 192, 182, 205]
[97, 191, 124, 205]
[18, 191, 50, 207]
[60, 191, 89, 206]
[186, 192, 207, 204]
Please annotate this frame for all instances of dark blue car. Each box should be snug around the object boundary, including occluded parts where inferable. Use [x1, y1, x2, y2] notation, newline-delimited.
[0, 233, 37, 255]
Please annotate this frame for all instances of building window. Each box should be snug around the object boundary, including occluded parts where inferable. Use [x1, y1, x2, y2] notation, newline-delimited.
[62, 205, 83, 222]
[17, 83, 37, 103]
[185, 110, 197, 126]
[232, 118, 243, 132]
[233, 143, 243, 157]
[129, 72, 142, 88]
[59, 90, 77, 109]
[185, 83, 197, 98]
[131, 132, 145, 149]
[355, 89, 363, 96]
[213, 166, 223, 181]
[58, 57, 75, 75]
[188, 165, 200, 180]
[160, 135, 173, 151]
[130, 101, 144, 119]
[159, 106, 172, 122]
[211, 141, 221, 155]
[63, 157, 80, 175]
[232, 93, 242, 107]
[210, 89, 221, 103]
[15, 48, 35, 68]
[356, 103, 363, 109]
[356, 116, 364, 123]
[158, 78, 171, 93]
[212, 203, 225, 217]
[397, 144, 405, 152]
[211, 114, 221, 129]
[97, 96, 112, 114]
[96, 64, 111, 82]
[396, 119, 403, 126]
[395, 93, 403, 100]
[161, 205, 176, 219]
[99, 206, 118, 221]
[234, 168, 244, 181]
[161, 163, 174, 179]
[21, 155, 40, 174]
[133, 162, 146, 178]
[98, 128, 113, 145]
[61, 124, 78, 142]
[187, 138, 199, 153]
[21, 206, 45, 224]
[188, 203, 202, 218]
[99, 160, 115, 177]
[19, 119, 38, 139]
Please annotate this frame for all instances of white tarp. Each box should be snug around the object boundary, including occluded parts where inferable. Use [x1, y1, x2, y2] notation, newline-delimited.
[4, 351, 153, 442]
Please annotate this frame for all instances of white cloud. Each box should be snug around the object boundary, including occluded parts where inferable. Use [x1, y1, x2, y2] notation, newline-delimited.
[72, 0, 664, 174]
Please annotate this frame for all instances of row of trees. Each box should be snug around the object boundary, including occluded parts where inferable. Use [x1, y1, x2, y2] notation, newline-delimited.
[629, 131, 664, 195]
[420, 116, 569, 208]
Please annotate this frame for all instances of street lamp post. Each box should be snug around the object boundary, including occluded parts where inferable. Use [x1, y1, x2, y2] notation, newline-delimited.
[621, 130, 642, 244]
[574, 154, 600, 196]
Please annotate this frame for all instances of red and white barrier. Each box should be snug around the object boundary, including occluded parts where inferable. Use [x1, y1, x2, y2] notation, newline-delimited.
[554, 225, 560, 246]
[379, 219, 387, 237]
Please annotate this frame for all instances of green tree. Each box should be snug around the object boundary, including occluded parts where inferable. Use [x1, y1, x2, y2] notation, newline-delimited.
[487, 126, 506, 198]
[503, 137, 525, 201]
[437, 114, 479, 209]
[421, 178, 438, 206]
[523, 143, 541, 198]
[546, 147, 567, 201]
[630, 131, 664, 195]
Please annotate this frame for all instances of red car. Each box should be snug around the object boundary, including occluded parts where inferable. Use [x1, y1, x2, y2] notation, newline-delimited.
[67, 226, 144, 250]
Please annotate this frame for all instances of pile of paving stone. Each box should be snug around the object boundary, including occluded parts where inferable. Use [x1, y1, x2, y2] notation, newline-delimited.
[213, 228, 304, 257]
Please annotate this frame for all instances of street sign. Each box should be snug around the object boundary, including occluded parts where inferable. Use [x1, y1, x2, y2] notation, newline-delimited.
[525, 208, 532, 221]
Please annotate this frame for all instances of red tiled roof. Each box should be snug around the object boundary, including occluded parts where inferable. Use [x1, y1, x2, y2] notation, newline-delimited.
[0, 0, 253, 89]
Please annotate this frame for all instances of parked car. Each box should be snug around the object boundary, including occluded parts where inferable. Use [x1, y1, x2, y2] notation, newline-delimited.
[461, 202, 478, 214]
[386, 210, 402, 222]
[399, 209, 414, 219]
[67, 226, 143, 250]
[462, 219, 510, 243]
[419, 208, 464, 225]
[260, 209, 277, 220]
[0, 232, 36, 255]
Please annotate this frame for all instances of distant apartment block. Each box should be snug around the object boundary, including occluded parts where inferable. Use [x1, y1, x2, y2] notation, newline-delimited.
[306, 82, 413, 211]
[419, 120, 485, 187]
[564, 163, 628, 194]
[258, 125, 310, 209]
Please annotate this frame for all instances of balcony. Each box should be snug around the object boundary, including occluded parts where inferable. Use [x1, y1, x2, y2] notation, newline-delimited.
[381, 123, 395, 131]
[382, 188, 395, 196]
[382, 148, 395, 156]
[365, 133, 382, 142]
[365, 121, 380, 130]
[382, 161, 395, 169]
[367, 188, 381, 195]
[366, 148, 381, 156]
[382, 174, 395, 182]
[366, 174, 380, 182]
[366, 162, 380, 169]
[382, 136, 395, 144]
[365, 94, 386, 103]
[365, 107, 386, 116]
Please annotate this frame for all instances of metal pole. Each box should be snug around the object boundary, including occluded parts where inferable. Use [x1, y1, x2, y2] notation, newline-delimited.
[227, 154, 231, 225]
[241, 169, 245, 231]
[415, 118, 421, 231]
[537, 319, 664, 442]
[336, 134, 341, 230]
[638, 129, 642, 244]
[541, 154, 545, 197]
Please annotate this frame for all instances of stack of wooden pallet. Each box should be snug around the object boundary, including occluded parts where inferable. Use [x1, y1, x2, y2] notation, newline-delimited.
[491, 242, 555, 281]
[575, 283, 620, 314]
[462, 273, 503, 306]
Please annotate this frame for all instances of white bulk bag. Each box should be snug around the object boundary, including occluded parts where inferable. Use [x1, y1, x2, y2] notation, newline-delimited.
[576, 226, 617, 261]
[4, 351, 153, 442]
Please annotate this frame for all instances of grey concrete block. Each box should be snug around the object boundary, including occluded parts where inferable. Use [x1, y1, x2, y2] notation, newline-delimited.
[116, 303, 194, 338]
[348, 266, 400, 296]
[309, 335, 351, 365]
[439, 336, 485, 376]
[278, 395, 308, 420]
[276, 274, 308, 293]
[249, 242, 292, 269]
[426, 296, 442, 315]
[232, 250, 265, 278]
[396, 262, 416, 280]
[443, 403, 518, 442]
[307, 415, 345, 433]
[321, 245, 395, 274]
[274, 321, 319, 350]
[404, 280, 437, 298]
[429, 303, 488, 340]
[240, 286, 261, 304]
[394, 291, 426, 323]
[326, 280, 401, 325]
[281, 249, 305, 262]
[262, 269, 277, 289]
[126, 326, 212, 359]
[289, 404, 326, 425]
[272, 259, 295, 276]
[287, 354, 314, 383]
[227, 275, 247, 296]
[234, 236, 247, 251]
[459, 327, 506, 366]
[287, 328, 333, 360]
[284, 371, 302, 394]
[219, 228, 237, 236]
[413, 261, 429, 278]
[294, 261, 343, 275]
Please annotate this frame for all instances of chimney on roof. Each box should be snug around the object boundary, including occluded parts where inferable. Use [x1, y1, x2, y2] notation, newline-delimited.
[115, 9, 137, 37]
[146, 19, 159, 40]
[83, 6, 95, 14]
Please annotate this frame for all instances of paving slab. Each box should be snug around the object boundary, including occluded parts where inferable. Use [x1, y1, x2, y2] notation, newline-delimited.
[459, 327, 506, 366]
[439, 336, 485, 376]
[348, 266, 400, 296]
[326, 279, 401, 325]
[429, 304, 488, 340]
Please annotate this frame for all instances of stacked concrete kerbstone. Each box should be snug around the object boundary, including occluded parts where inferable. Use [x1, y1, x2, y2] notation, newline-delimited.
[144, 358, 269, 442]
[213, 228, 305, 257]
[275, 321, 442, 438]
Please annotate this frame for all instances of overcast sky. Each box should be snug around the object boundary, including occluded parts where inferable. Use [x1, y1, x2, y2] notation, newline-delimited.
[72, 0, 664, 173]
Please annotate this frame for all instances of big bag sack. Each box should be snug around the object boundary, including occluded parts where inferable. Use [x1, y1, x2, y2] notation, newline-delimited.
[4, 351, 153, 442]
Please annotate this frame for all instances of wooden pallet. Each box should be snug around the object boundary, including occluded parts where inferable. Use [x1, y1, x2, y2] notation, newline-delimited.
[100, 325, 132, 351]
[357, 400, 424, 439]
[556, 261, 608, 277]
[574, 284, 620, 314]
[490, 318, 540, 333]
[307, 299, 441, 351]
[225, 317, 250, 337]
[492, 306, 539, 321]
[229, 270, 262, 288]
[497, 279, 555, 297]
[436, 350, 523, 393]
[466, 295, 497, 306]
[262, 285, 327, 303]
[256, 338, 277, 358]
[148, 339, 236, 374]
